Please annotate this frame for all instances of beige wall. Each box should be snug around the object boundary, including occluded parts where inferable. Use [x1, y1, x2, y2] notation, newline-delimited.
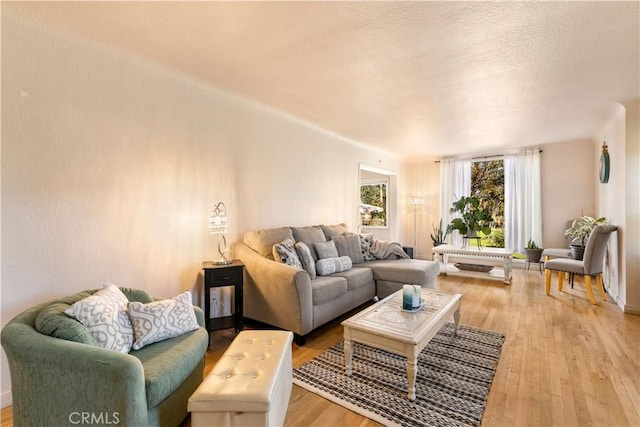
[622, 99, 640, 313]
[540, 139, 596, 248]
[0, 10, 399, 405]
[593, 104, 626, 306]
[402, 159, 440, 259]
[590, 100, 640, 314]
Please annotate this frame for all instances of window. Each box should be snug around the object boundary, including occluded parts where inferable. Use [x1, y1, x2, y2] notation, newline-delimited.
[360, 179, 388, 228]
[471, 160, 504, 247]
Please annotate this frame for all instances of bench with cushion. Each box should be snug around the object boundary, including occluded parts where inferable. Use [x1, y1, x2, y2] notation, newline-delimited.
[189, 330, 293, 427]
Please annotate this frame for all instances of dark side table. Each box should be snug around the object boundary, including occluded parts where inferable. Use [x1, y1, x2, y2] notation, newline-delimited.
[402, 246, 414, 259]
[202, 260, 244, 341]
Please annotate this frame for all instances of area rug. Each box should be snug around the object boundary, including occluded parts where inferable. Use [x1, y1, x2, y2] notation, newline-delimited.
[292, 323, 505, 427]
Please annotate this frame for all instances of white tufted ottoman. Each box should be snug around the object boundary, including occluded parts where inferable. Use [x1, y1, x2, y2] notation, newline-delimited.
[188, 330, 294, 427]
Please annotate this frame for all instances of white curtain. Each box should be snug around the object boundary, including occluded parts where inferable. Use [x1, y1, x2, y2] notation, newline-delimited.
[440, 159, 471, 246]
[504, 150, 542, 252]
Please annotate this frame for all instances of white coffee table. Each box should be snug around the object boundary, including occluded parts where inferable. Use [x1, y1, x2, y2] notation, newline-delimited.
[342, 288, 461, 400]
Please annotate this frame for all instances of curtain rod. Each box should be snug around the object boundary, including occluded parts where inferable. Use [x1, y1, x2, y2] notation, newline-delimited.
[433, 149, 543, 164]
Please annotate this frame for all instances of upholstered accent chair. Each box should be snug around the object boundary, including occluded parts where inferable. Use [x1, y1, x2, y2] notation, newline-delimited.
[1, 287, 209, 427]
[544, 224, 617, 304]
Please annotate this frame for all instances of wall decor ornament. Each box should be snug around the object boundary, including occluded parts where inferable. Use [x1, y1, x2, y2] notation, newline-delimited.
[599, 141, 610, 184]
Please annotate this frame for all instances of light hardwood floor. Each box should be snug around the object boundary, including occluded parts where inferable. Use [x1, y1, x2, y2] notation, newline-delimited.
[2, 270, 639, 426]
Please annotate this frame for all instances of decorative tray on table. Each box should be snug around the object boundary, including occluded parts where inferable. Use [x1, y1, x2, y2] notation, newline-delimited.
[454, 263, 494, 273]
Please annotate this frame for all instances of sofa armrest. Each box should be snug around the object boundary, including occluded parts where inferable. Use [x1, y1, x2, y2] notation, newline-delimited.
[233, 242, 313, 335]
[2, 321, 148, 427]
[193, 305, 205, 327]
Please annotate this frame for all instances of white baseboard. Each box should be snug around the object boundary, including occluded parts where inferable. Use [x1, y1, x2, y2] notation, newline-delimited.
[1, 390, 12, 409]
[623, 303, 640, 315]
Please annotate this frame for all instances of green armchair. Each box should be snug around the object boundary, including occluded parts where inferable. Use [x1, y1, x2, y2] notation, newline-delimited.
[1, 287, 209, 427]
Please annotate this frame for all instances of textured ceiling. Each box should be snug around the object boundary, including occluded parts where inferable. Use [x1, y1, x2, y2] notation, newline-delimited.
[7, 1, 640, 158]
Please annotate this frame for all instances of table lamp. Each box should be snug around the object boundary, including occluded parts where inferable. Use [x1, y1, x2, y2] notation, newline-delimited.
[209, 201, 231, 265]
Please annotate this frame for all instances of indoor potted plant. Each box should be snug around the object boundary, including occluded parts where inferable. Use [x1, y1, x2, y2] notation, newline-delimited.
[449, 196, 492, 237]
[524, 239, 543, 263]
[430, 219, 450, 247]
[564, 215, 606, 260]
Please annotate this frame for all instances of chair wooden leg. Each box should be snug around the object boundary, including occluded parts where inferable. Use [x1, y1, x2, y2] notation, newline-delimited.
[584, 275, 597, 304]
[596, 274, 607, 301]
[545, 269, 552, 295]
[558, 271, 564, 292]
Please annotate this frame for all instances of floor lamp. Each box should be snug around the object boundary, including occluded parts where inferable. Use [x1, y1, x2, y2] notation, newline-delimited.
[408, 197, 425, 250]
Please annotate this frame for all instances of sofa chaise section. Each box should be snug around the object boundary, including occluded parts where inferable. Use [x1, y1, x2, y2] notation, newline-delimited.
[361, 259, 439, 299]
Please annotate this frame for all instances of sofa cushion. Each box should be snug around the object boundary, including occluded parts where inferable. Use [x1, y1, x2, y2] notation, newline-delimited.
[244, 227, 294, 260]
[295, 241, 316, 279]
[363, 259, 439, 284]
[315, 240, 339, 259]
[64, 283, 135, 353]
[272, 238, 303, 269]
[311, 276, 348, 305]
[320, 223, 349, 240]
[332, 234, 364, 264]
[316, 256, 352, 276]
[128, 291, 199, 350]
[291, 226, 327, 260]
[332, 267, 374, 291]
[129, 325, 208, 408]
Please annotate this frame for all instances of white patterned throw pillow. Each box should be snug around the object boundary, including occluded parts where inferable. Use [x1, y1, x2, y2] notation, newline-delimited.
[64, 282, 134, 353]
[127, 291, 199, 350]
[316, 256, 353, 276]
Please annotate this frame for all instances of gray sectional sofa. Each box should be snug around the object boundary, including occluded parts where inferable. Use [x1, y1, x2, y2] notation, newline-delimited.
[233, 223, 439, 344]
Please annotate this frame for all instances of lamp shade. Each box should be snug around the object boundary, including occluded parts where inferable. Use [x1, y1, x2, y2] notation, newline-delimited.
[208, 202, 228, 234]
[408, 197, 425, 207]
